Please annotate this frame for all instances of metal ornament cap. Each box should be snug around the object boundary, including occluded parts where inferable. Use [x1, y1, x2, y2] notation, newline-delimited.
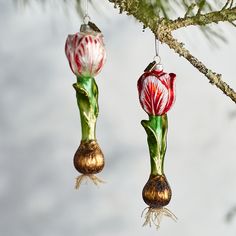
[155, 63, 163, 72]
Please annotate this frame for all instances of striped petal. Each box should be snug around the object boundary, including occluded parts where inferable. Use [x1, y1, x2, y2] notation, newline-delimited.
[138, 70, 176, 116]
[65, 31, 106, 78]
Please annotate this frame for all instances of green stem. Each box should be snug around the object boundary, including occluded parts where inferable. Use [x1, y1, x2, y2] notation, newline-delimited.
[73, 76, 99, 142]
[141, 114, 168, 175]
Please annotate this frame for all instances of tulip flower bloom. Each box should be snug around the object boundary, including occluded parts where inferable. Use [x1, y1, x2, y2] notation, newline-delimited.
[138, 69, 176, 116]
[138, 65, 177, 229]
[65, 30, 106, 78]
[65, 23, 106, 189]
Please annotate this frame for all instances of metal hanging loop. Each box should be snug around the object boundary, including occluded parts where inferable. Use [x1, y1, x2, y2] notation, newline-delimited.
[153, 55, 161, 65]
[83, 14, 90, 24]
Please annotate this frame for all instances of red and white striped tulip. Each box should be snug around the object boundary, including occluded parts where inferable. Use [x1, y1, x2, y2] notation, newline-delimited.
[65, 30, 106, 78]
[137, 68, 176, 116]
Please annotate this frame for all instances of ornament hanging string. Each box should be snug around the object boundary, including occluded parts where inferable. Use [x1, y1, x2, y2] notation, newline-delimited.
[154, 25, 161, 65]
[154, 36, 159, 57]
[144, 27, 162, 73]
[83, 0, 90, 24]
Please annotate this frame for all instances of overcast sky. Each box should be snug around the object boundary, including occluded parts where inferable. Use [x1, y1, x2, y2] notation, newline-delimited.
[0, 1, 236, 236]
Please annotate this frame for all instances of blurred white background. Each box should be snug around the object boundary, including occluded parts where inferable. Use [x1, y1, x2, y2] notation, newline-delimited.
[0, 0, 236, 235]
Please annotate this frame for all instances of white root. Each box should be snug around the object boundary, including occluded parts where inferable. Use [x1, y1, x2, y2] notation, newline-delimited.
[141, 207, 177, 229]
[75, 174, 105, 189]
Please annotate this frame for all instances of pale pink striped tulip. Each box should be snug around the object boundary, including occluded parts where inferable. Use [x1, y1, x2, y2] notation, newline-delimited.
[138, 69, 176, 116]
[65, 31, 106, 78]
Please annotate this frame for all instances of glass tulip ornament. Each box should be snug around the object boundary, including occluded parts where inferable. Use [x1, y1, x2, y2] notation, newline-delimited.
[138, 63, 177, 229]
[65, 22, 106, 188]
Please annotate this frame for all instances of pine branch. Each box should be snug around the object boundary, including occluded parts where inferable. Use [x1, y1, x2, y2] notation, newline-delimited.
[158, 32, 236, 102]
[184, 3, 197, 17]
[166, 7, 236, 31]
[197, 0, 206, 15]
[230, 20, 236, 26]
[108, 0, 236, 103]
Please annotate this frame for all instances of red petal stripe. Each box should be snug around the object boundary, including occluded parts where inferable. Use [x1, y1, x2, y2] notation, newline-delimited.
[137, 70, 176, 115]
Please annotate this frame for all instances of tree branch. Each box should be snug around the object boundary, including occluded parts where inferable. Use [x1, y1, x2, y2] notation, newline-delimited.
[158, 32, 236, 102]
[109, 0, 236, 103]
[166, 7, 236, 31]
